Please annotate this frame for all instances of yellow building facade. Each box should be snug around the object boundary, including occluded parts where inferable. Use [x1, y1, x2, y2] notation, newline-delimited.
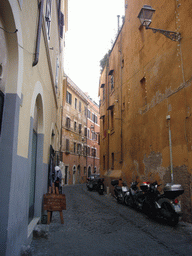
[0, 1, 68, 255]
[99, 0, 192, 222]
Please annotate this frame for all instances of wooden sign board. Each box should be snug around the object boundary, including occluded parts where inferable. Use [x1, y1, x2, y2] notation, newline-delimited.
[43, 193, 66, 212]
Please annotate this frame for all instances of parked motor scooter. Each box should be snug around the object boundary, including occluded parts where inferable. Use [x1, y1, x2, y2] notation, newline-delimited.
[124, 180, 144, 210]
[140, 181, 184, 226]
[111, 179, 129, 204]
[97, 178, 104, 195]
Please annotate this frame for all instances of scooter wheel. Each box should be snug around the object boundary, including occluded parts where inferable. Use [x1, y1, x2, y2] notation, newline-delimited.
[124, 195, 133, 207]
[161, 202, 179, 226]
[117, 193, 124, 204]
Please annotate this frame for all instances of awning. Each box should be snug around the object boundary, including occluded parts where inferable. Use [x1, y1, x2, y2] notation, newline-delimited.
[108, 69, 114, 75]
[107, 104, 114, 110]
[104, 170, 122, 178]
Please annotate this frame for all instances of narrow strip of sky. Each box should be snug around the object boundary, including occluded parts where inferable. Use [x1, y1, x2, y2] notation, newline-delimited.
[64, 0, 125, 102]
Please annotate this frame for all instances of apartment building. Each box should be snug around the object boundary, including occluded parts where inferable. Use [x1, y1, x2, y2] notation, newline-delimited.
[86, 94, 100, 177]
[61, 76, 100, 185]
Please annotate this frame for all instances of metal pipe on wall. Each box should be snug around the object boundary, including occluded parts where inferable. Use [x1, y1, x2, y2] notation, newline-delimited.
[33, 0, 44, 67]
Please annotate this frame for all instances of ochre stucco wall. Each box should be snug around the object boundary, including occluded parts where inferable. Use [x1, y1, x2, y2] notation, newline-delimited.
[99, 0, 192, 221]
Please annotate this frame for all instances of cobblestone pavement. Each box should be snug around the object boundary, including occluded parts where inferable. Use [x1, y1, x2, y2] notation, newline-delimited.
[31, 184, 192, 256]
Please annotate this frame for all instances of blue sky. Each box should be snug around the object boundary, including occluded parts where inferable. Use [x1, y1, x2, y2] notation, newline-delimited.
[64, 0, 125, 102]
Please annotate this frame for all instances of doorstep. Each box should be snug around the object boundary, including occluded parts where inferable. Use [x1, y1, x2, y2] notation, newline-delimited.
[27, 217, 40, 243]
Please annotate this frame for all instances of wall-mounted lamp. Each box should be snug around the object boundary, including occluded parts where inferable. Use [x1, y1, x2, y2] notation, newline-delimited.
[138, 5, 181, 42]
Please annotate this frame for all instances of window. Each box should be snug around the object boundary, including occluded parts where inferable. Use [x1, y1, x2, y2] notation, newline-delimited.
[111, 75, 114, 90]
[92, 113, 98, 124]
[84, 127, 87, 137]
[87, 147, 90, 156]
[103, 155, 105, 170]
[140, 77, 147, 106]
[79, 124, 82, 134]
[59, 11, 64, 38]
[103, 115, 105, 131]
[66, 91, 72, 104]
[74, 142, 76, 153]
[74, 121, 77, 131]
[84, 106, 87, 117]
[75, 98, 77, 109]
[83, 145, 87, 156]
[92, 132, 97, 141]
[103, 86, 105, 101]
[79, 101, 81, 112]
[108, 70, 114, 91]
[87, 109, 91, 119]
[111, 108, 114, 129]
[87, 128, 90, 139]
[66, 139, 70, 152]
[55, 56, 59, 94]
[77, 144, 82, 155]
[45, 0, 52, 40]
[91, 147, 96, 157]
[0, 91, 4, 135]
[66, 117, 71, 129]
[112, 153, 114, 170]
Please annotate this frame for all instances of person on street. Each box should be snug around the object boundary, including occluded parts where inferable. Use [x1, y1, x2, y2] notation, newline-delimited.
[54, 166, 62, 193]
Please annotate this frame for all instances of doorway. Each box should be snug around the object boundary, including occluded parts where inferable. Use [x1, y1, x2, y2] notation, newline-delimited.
[65, 166, 68, 184]
[28, 130, 37, 223]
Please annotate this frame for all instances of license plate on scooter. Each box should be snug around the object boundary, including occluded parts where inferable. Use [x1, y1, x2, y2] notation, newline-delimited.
[173, 204, 181, 213]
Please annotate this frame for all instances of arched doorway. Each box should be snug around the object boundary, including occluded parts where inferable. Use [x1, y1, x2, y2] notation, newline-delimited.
[73, 165, 76, 185]
[77, 165, 81, 183]
[88, 166, 91, 177]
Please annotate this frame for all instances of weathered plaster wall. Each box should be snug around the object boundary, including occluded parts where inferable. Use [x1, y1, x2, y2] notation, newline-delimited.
[99, 0, 192, 221]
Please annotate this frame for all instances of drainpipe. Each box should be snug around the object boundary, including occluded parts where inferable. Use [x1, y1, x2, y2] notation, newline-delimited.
[167, 115, 173, 183]
[107, 59, 110, 172]
[33, 0, 44, 67]
[120, 30, 123, 164]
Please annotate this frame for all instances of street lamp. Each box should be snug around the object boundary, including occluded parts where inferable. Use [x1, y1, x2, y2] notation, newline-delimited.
[138, 5, 181, 42]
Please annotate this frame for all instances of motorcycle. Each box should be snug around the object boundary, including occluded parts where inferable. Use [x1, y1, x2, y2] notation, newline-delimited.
[140, 181, 184, 226]
[124, 180, 144, 210]
[86, 175, 100, 191]
[111, 179, 129, 204]
[97, 178, 105, 195]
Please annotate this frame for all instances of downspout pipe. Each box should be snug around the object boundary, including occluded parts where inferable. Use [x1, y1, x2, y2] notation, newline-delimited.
[33, 0, 44, 67]
[167, 115, 173, 183]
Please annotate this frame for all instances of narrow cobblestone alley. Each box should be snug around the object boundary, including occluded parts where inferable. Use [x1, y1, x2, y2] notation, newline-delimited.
[31, 185, 192, 256]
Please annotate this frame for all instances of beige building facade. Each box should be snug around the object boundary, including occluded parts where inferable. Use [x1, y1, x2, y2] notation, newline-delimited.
[0, 1, 68, 255]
